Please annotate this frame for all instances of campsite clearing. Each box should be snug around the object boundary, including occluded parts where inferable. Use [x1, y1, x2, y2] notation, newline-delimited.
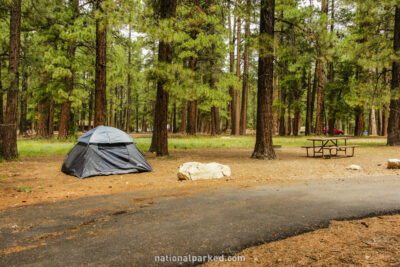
[0, 138, 399, 210]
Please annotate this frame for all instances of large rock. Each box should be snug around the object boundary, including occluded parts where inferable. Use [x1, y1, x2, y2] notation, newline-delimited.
[387, 159, 400, 169]
[178, 162, 231, 181]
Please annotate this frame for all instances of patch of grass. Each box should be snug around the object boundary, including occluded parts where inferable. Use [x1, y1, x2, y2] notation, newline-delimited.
[15, 135, 387, 158]
[16, 185, 34, 193]
[0, 175, 6, 180]
[18, 139, 75, 157]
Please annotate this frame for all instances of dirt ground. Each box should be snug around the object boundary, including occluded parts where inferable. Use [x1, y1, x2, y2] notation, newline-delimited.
[204, 215, 400, 266]
[0, 146, 400, 210]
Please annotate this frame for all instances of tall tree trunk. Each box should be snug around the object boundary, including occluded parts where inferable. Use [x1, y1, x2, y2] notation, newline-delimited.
[126, 25, 132, 133]
[58, 0, 78, 138]
[252, 0, 276, 160]
[109, 91, 114, 126]
[187, 100, 197, 134]
[58, 48, 76, 138]
[233, 14, 241, 135]
[388, 6, 400, 145]
[48, 98, 54, 137]
[172, 102, 177, 133]
[272, 76, 278, 134]
[278, 85, 286, 136]
[19, 72, 28, 136]
[310, 61, 318, 133]
[142, 105, 147, 132]
[293, 107, 300, 136]
[305, 67, 312, 135]
[36, 98, 49, 138]
[119, 86, 123, 129]
[227, 0, 236, 132]
[370, 108, 377, 136]
[94, 0, 107, 127]
[327, 0, 336, 136]
[1, 0, 21, 159]
[315, 0, 328, 135]
[180, 100, 186, 133]
[0, 61, 3, 127]
[354, 106, 364, 136]
[240, 2, 250, 135]
[88, 86, 93, 129]
[150, 0, 176, 156]
[187, 56, 198, 135]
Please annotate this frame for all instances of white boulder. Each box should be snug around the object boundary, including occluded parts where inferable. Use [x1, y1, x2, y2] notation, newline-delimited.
[346, 164, 362, 171]
[387, 159, 400, 169]
[178, 162, 231, 181]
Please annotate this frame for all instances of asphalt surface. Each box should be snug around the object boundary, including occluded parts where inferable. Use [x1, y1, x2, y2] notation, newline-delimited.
[1, 176, 400, 266]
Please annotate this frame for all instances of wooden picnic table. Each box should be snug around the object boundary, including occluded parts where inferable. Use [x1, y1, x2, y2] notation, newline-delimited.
[302, 137, 358, 158]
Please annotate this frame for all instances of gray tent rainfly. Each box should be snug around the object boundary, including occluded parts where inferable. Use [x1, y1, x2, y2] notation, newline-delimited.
[62, 126, 152, 178]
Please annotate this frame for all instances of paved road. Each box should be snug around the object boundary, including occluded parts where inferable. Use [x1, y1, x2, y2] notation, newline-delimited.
[1, 176, 400, 266]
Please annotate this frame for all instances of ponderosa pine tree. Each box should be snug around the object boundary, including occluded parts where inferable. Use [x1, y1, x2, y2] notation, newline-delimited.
[314, 0, 329, 135]
[240, 0, 250, 136]
[233, 3, 241, 135]
[0, 0, 21, 159]
[150, 0, 177, 156]
[388, 5, 400, 145]
[58, 0, 79, 139]
[252, 0, 276, 160]
[94, 0, 107, 127]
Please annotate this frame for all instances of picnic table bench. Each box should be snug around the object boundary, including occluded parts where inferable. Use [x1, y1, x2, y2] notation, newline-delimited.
[302, 137, 358, 158]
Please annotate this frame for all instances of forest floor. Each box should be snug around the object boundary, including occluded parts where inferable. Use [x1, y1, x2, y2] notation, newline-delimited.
[203, 215, 400, 266]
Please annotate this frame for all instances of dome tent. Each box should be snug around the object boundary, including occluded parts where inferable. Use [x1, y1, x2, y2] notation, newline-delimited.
[62, 126, 152, 178]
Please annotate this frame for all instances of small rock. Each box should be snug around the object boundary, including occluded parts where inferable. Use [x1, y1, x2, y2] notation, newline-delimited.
[109, 186, 112, 188]
[221, 136, 232, 139]
[346, 164, 362, 171]
[178, 162, 231, 181]
[387, 159, 400, 169]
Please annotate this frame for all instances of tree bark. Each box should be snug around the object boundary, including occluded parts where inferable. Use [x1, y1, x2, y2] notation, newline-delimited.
[293, 107, 300, 136]
[305, 67, 312, 135]
[354, 106, 364, 136]
[180, 100, 186, 133]
[0, 63, 3, 127]
[0, 0, 21, 159]
[58, 0, 78, 138]
[94, 0, 107, 127]
[36, 98, 49, 138]
[187, 51, 198, 135]
[240, 2, 250, 135]
[227, 0, 236, 132]
[233, 14, 241, 135]
[315, 0, 328, 135]
[388, 6, 400, 145]
[126, 25, 132, 133]
[252, 0, 276, 160]
[272, 76, 278, 134]
[370, 108, 377, 136]
[48, 98, 54, 137]
[172, 102, 177, 133]
[278, 84, 286, 136]
[150, 0, 176, 156]
[19, 72, 28, 136]
[58, 51, 76, 138]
